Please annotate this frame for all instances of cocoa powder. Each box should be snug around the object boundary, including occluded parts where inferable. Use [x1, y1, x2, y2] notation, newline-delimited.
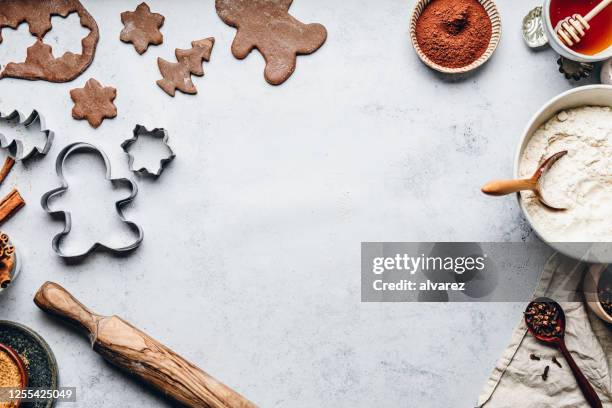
[416, 0, 492, 68]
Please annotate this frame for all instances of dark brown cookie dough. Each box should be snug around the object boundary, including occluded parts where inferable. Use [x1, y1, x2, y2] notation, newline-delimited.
[215, 0, 327, 85]
[70, 79, 117, 128]
[0, 0, 99, 82]
[157, 38, 214, 96]
[120, 2, 164, 55]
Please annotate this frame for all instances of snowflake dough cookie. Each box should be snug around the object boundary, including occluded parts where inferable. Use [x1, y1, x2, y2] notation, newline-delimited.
[120, 2, 164, 54]
[70, 79, 117, 128]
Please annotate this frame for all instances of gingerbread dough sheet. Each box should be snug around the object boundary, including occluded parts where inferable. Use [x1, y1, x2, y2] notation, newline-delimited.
[215, 0, 327, 85]
[0, 0, 99, 82]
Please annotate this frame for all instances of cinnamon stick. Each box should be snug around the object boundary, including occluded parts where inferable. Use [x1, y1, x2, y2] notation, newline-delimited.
[0, 254, 14, 288]
[0, 232, 15, 288]
[0, 157, 15, 186]
[0, 189, 25, 225]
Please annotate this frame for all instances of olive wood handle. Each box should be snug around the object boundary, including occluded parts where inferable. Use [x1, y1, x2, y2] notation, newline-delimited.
[34, 282, 257, 408]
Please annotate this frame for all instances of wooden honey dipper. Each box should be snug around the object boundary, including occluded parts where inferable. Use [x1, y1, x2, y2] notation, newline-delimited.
[556, 0, 611, 47]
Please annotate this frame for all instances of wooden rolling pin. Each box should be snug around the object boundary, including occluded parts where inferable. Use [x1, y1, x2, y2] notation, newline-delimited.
[34, 282, 256, 408]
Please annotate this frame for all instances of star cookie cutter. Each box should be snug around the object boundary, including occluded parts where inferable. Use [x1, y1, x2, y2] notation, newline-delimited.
[41, 142, 144, 262]
[0, 110, 54, 161]
[121, 125, 175, 178]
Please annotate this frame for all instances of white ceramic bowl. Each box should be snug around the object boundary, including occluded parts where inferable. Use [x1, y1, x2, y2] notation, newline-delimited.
[583, 264, 612, 324]
[543, 0, 612, 62]
[513, 85, 612, 263]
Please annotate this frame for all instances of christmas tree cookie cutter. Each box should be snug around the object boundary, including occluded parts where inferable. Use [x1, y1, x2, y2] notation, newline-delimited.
[120, 125, 175, 178]
[41, 142, 143, 262]
[0, 110, 54, 161]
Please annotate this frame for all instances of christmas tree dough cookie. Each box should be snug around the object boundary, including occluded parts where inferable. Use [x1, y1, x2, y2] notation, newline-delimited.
[156, 38, 214, 96]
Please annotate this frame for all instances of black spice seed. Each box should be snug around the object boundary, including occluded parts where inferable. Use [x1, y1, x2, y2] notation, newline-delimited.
[541, 365, 549, 381]
[530, 353, 540, 361]
[525, 301, 563, 338]
[552, 356, 562, 368]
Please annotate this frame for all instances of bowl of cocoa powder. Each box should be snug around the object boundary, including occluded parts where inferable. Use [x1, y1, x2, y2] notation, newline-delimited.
[411, 0, 501, 74]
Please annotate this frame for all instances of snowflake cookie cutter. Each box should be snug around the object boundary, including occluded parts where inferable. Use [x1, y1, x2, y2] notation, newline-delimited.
[40, 142, 144, 262]
[120, 124, 175, 178]
[0, 110, 54, 161]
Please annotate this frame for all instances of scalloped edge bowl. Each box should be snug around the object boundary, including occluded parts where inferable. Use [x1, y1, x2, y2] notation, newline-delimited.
[410, 0, 502, 74]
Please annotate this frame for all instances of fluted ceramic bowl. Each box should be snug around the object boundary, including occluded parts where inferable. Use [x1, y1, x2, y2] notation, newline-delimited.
[410, 0, 502, 74]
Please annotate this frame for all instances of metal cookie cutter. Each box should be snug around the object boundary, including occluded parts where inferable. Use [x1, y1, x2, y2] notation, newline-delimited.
[557, 56, 593, 80]
[40, 142, 144, 262]
[0, 110, 54, 161]
[121, 125, 175, 178]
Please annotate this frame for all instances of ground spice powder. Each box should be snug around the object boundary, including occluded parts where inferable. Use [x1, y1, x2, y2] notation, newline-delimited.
[416, 0, 492, 68]
[0, 349, 21, 388]
[0, 348, 21, 408]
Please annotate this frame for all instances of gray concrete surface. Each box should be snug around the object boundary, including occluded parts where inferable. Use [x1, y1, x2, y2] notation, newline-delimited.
[0, 1, 597, 407]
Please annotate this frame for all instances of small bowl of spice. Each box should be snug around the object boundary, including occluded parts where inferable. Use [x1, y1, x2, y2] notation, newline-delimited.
[584, 264, 612, 324]
[0, 342, 28, 408]
[410, 0, 501, 74]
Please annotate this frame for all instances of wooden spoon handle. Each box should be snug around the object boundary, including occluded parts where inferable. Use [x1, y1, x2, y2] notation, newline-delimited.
[34, 281, 101, 335]
[559, 341, 603, 408]
[481, 178, 536, 196]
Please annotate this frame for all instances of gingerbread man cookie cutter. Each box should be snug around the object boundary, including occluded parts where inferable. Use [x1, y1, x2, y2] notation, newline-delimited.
[0, 110, 54, 161]
[41, 142, 143, 261]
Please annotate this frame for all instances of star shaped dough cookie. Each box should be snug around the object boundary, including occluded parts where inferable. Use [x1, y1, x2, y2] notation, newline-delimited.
[120, 2, 165, 54]
[70, 79, 117, 128]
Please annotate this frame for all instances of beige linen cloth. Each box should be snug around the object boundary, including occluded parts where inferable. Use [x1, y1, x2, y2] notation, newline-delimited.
[477, 254, 611, 408]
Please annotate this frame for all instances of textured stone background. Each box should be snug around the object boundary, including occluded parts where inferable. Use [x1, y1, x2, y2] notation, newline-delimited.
[0, 1, 597, 407]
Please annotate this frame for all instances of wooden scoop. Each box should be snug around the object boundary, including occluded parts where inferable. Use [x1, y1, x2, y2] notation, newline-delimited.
[556, 0, 611, 47]
[34, 282, 257, 408]
[481, 150, 568, 211]
[525, 298, 603, 408]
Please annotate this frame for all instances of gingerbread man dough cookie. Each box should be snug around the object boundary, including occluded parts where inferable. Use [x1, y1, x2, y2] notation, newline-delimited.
[70, 79, 117, 128]
[215, 0, 327, 85]
[120, 2, 164, 54]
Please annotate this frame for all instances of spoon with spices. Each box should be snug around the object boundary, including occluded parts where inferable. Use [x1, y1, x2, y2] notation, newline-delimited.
[481, 150, 567, 211]
[524, 298, 602, 408]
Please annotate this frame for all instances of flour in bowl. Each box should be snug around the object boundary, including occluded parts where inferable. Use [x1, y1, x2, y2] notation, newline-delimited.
[519, 106, 612, 242]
